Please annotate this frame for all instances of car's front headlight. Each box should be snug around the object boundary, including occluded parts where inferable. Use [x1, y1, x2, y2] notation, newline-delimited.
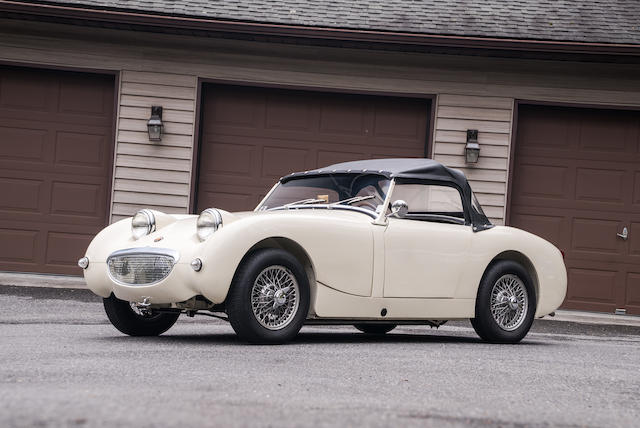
[197, 208, 223, 241]
[131, 209, 156, 239]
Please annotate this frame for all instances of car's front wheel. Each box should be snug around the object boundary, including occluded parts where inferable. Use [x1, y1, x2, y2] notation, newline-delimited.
[471, 260, 536, 344]
[103, 294, 180, 336]
[354, 324, 397, 335]
[226, 248, 310, 344]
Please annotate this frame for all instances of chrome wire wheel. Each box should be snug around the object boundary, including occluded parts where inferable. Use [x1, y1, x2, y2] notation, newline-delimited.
[490, 274, 528, 331]
[250, 265, 300, 330]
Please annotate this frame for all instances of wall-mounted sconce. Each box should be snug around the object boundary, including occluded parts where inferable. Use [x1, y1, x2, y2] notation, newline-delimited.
[147, 106, 164, 142]
[465, 129, 480, 164]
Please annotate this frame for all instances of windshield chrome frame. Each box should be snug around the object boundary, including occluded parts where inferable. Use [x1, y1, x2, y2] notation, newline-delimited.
[255, 182, 279, 211]
[255, 175, 390, 218]
[373, 178, 396, 225]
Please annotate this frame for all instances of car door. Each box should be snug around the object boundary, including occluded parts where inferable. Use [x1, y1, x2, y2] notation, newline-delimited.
[383, 182, 473, 298]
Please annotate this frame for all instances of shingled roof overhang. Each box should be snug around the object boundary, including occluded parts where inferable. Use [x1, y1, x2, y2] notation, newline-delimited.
[1, 0, 639, 60]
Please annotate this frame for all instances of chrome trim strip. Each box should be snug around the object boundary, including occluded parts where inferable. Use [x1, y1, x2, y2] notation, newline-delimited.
[107, 247, 180, 263]
[268, 204, 377, 219]
[106, 247, 180, 287]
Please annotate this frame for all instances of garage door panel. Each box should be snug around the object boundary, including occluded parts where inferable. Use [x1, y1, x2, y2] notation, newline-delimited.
[571, 218, 624, 255]
[0, 124, 48, 161]
[511, 104, 640, 313]
[0, 65, 114, 275]
[197, 188, 255, 213]
[50, 181, 104, 218]
[317, 149, 366, 167]
[575, 168, 626, 204]
[566, 267, 618, 309]
[626, 273, 640, 315]
[0, 177, 44, 213]
[197, 84, 430, 213]
[509, 212, 565, 248]
[209, 122, 424, 150]
[54, 131, 108, 168]
[513, 163, 569, 200]
[319, 101, 367, 135]
[0, 73, 49, 110]
[44, 231, 96, 267]
[199, 140, 255, 177]
[262, 146, 309, 179]
[266, 94, 314, 131]
[209, 94, 262, 128]
[373, 102, 425, 140]
[628, 222, 640, 256]
[58, 78, 112, 116]
[632, 172, 640, 206]
[0, 228, 39, 263]
[517, 108, 574, 149]
[579, 110, 639, 153]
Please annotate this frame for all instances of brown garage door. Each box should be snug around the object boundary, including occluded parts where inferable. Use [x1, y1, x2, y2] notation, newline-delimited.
[0, 66, 115, 275]
[196, 84, 430, 212]
[510, 104, 640, 314]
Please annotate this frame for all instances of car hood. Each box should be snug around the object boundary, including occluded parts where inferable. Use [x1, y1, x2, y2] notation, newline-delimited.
[85, 207, 375, 262]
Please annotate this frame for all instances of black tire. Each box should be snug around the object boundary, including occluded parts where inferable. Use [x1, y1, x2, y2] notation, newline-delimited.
[103, 294, 180, 336]
[471, 260, 536, 344]
[354, 324, 397, 335]
[226, 248, 310, 344]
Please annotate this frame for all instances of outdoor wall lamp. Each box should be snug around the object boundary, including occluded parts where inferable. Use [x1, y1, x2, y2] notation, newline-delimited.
[465, 129, 480, 164]
[147, 106, 164, 142]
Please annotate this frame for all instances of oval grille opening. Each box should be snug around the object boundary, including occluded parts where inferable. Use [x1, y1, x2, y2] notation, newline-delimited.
[108, 254, 175, 286]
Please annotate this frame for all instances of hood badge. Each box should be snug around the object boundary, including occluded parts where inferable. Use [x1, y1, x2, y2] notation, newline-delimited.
[154, 236, 164, 242]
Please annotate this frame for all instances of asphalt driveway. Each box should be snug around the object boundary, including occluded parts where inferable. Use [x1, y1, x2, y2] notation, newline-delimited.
[0, 285, 638, 427]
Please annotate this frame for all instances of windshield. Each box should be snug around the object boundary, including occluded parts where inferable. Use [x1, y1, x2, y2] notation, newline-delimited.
[258, 174, 390, 213]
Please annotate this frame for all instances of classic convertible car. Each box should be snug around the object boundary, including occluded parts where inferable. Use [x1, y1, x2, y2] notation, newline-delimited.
[79, 158, 566, 344]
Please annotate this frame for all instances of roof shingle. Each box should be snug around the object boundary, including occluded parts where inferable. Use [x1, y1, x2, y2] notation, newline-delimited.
[29, 1, 640, 45]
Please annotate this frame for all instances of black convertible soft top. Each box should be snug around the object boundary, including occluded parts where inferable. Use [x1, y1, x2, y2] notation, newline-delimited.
[281, 158, 493, 231]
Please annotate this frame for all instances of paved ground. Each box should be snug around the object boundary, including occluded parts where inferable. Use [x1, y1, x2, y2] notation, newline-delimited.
[1, 286, 639, 428]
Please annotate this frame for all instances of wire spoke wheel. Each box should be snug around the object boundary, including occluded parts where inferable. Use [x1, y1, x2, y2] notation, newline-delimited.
[490, 274, 528, 331]
[250, 265, 300, 330]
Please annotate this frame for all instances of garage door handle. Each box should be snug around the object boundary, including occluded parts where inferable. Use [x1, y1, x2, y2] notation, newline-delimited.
[617, 227, 628, 240]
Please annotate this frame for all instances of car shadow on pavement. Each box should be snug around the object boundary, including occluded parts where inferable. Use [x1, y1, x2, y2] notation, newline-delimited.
[94, 331, 550, 346]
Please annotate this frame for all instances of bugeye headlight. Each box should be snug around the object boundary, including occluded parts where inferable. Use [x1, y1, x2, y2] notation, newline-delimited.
[197, 208, 223, 241]
[131, 209, 156, 240]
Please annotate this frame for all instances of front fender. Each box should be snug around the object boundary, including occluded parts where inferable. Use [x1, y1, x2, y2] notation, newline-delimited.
[197, 210, 374, 303]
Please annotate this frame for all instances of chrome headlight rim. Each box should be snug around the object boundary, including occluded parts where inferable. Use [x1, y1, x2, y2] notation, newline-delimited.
[131, 209, 156, 240]
[197, 208, 223, 241]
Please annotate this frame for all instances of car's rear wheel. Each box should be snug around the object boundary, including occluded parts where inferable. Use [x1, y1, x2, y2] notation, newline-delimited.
[103, 294, 180, 336]
[354, 324, 397, 335]
[226, 248, 310, 344]
[471, 260, 536, 344]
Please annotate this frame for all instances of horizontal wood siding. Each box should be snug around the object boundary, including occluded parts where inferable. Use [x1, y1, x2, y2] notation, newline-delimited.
[112, 70, 196, 220]
[433, 94, 514, 224]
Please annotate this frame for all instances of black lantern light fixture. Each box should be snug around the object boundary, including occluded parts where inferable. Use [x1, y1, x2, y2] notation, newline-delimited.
[465, 129, 480, 164]
[147, 106, 164, 142]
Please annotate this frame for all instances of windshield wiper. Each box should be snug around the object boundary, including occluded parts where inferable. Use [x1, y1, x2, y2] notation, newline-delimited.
[283, 198, 326, 207]
[330, 195, 375, 206]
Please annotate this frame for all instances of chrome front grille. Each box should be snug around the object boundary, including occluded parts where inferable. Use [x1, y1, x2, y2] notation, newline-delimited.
[107, 248, 178, 286]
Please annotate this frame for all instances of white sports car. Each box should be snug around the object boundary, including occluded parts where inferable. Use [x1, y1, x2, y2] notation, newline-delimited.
[79, 158, 567, 344]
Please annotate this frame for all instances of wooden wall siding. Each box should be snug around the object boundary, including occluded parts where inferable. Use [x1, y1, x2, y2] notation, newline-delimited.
[432, 94, 514, 225]
[111, 70, 197, 222]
